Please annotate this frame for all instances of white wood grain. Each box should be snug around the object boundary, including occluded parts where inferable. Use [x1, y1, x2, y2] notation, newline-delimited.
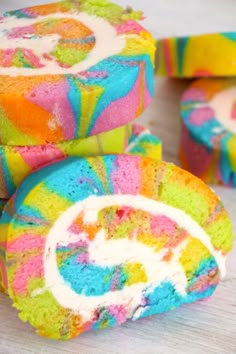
[0, 1, 236, 353]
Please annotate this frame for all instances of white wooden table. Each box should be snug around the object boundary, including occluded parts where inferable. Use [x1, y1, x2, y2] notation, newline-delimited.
[0, 1, 235, 353]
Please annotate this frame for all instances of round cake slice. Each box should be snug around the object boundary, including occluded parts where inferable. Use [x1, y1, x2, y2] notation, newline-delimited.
[180, 78, 236, 187]
[0, 123, 161, 199]
[157, 32, 236, 77]
[0, 127, 161, 295]
[0, 155, 233, 339]
[0, 0, 155, 145]
[0, 124, 132, 199]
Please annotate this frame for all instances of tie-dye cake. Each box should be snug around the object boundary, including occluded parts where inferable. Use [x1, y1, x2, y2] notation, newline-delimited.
[0, 124, 131, 199]
[0, 0, 155, 145]
[0, 126, 162, 293]
[157, 32, 236, 77]
[0, 123, 161, 200]
[180, 78, 236, 187]
[0, 155, 233, 339]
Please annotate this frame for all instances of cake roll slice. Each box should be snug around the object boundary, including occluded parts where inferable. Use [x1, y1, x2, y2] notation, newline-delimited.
[0, 0, 155, 145]
[0, 124, 131, 199]
[0, 155, 233, 339]
[0, 127, 161, 294]
[157, 32, 236, 77]
[180, 78, 236, 187]
[0, 123, 161, 199]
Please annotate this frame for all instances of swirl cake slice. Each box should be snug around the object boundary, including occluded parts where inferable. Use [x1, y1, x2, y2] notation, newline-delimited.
[0, 155, 233, 339]
[180, 78, 236, 187]
[0, 124, 132, 199]
[0, 123, 161, 199]
[157, 32, 236, 77]
[0, 0, 155, 145]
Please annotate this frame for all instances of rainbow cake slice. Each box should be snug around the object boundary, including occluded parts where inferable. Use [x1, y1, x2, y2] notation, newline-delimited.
[157, 32, 236, 77]
[0, 128, 161, 294]
[180, 78, 236, 187]
[0, 0, 155, 145]
[0, 155, 233, 339]
[0, 124, 131, 199]
[0, 123, 161, 199]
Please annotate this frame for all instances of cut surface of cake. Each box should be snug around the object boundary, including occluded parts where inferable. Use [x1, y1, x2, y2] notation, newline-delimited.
[0, 123, 161, 199]
[0, 155, 233, 339]
[0, 0, 155, 145]
[157, 32, 236, 77]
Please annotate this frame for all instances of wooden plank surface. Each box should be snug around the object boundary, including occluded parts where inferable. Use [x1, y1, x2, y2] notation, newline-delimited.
[0, 1, 235, 353]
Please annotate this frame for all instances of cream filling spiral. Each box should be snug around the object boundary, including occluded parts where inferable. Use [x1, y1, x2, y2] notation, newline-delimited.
[31, 194, 226, 322]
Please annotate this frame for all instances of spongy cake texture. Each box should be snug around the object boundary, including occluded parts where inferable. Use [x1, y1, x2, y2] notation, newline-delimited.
[157, 32, 236, 77]
[0, 124, 132, 199]
[0, 123, 162, 199]
[0, 127, 162, 293]
[0, 0, 155, 145]
[0, 155, 233, 339]
[180, 78, 236, 187]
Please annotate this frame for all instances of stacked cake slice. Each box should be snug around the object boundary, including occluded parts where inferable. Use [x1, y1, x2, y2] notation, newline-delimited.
[0, 0, 233, 341]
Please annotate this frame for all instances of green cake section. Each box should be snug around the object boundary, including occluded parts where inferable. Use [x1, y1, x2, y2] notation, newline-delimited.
[157, 163, 233, 253]
[0, 156, 233, 340]
[79, 0, 143, 24]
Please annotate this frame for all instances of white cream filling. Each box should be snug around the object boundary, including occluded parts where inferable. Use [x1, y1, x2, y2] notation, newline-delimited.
[0, 12, 126, 76]
[195, 86, 236, 134]
[32, 194, 225, 321]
